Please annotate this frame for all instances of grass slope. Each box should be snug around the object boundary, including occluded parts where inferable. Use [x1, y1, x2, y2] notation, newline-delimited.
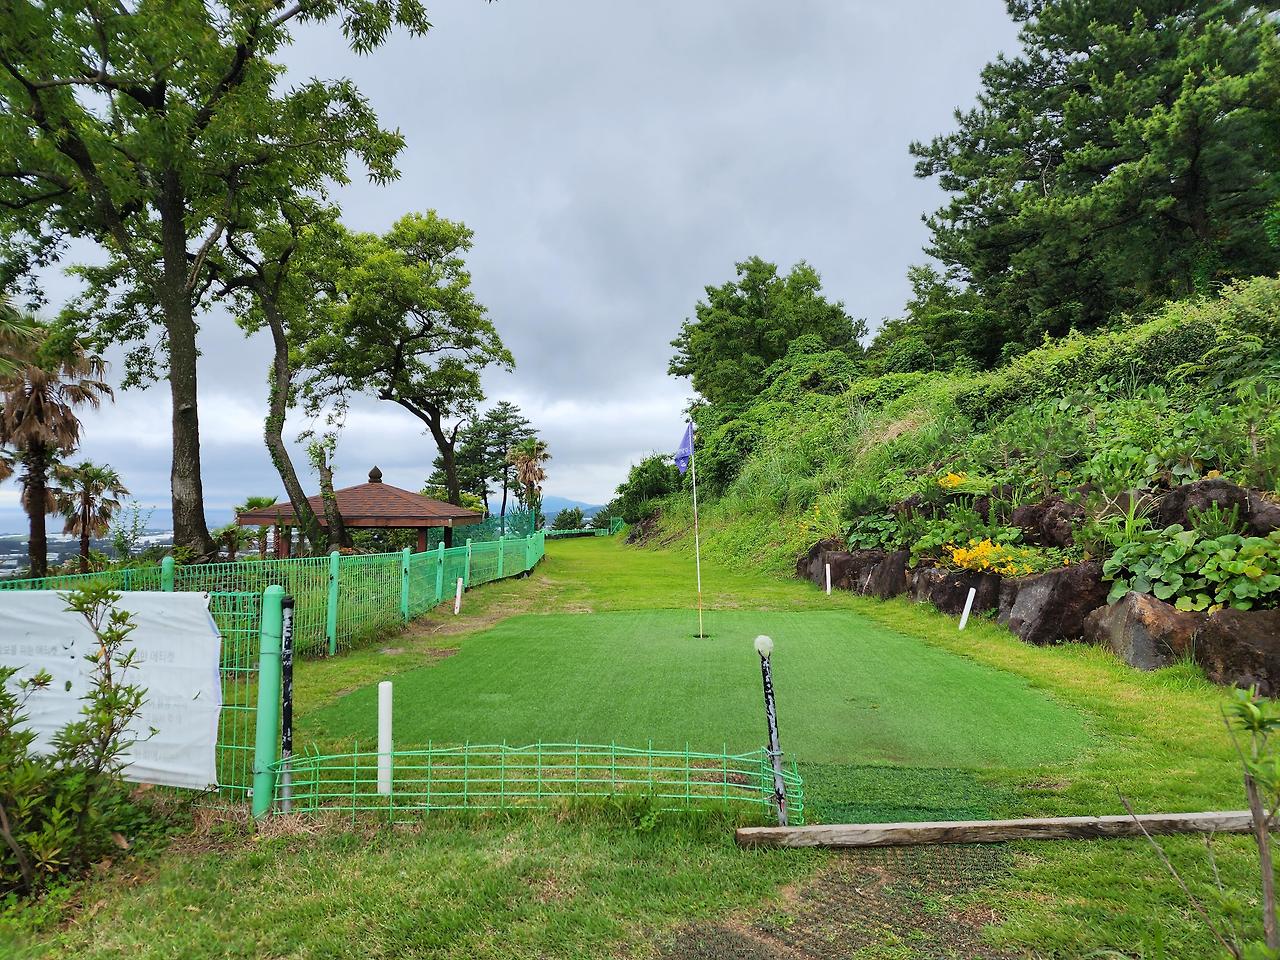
[301, 608, 1090, 769]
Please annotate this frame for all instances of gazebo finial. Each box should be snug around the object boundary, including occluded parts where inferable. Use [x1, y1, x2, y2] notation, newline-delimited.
[368, 465, 383, 483]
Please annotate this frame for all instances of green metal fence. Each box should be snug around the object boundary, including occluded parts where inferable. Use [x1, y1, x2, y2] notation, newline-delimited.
[271, 741, 803, 823]
[543, 517, 623, 539]
[209, 591, 262, 800]
[0, 530, 547, 659]
[421, 508, 536, 549]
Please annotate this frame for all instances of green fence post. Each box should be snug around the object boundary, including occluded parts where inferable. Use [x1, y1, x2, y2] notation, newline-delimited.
[525, 534, 532, 572]
[435, 541, 446, 602]
[326, 551, 340, 657]
[252, 585, 285, 818]
[464, 539, 472, 588]
[160, 555, 175, 592]
[400, 547, 411, 621]
[497, 535, 505, 580]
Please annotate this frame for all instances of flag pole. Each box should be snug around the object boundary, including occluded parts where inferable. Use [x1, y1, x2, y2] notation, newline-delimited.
[690, 423, 704, 638]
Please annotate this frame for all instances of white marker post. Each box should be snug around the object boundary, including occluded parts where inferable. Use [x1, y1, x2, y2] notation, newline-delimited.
[454, 576, 464, 615]
[825, 562, 832, 596]
[958, 586, 977, 631]
[377, 681, 393, 796]
[754, 635, 788, 826]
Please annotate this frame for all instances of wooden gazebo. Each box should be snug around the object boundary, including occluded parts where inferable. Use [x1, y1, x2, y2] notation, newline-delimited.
[236, 466, 483, 556]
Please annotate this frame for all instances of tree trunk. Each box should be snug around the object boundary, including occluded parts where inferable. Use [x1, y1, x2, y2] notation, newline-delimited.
[25, 445, 48, 578]
[315, 450, 350, 550]
[526, 481, 539, 531]
[423, 411, 462, 506]
[500, 468, 509, 535]
[158, 176, 215, 559]
[386, 397, 462, 505]
[79, 491, 90, 574]
[261, 297, 324, 553]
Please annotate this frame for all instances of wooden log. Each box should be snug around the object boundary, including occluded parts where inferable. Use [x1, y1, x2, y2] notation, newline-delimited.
[736, 811, 1257, 849]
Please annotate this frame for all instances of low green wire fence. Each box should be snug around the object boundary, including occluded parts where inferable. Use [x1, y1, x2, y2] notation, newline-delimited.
[5, 529, 792, 822]
[271, 742, 803, 822]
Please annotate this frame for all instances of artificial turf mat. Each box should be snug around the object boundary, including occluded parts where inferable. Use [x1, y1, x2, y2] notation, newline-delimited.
[299, 608, 1092, 769]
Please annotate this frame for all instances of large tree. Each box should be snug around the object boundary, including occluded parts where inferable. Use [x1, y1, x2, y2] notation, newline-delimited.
[669, 256, 866, 408]
[0, 0, 429, 555]
[911, 1, 1280, 356]
[299, 212, 514, 506]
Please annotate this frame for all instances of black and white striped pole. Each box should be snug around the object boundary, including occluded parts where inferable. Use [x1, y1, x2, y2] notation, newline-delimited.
[754, 634, 788, 826]
[280, 596, 295, 813]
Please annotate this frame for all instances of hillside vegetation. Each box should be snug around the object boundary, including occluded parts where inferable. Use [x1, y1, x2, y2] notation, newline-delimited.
[628, 276, 1280, 591]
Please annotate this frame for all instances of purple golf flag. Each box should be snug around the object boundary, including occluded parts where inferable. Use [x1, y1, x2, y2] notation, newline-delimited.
[674, 422, 694, 475]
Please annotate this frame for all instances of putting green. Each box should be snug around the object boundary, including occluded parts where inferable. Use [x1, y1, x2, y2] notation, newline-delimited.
[299, 609, 1092, 767]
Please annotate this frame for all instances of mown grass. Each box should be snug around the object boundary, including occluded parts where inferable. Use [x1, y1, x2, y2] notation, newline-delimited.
[5, 805, 817, 960]
[5, 536, 1271, 959]
[301, 608, 1090, 768]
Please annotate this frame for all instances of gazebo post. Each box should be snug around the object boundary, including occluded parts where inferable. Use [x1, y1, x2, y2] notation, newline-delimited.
[275, 525, 288, 559]
[416, 527, 428, 553]
[443, 525, 454, 549]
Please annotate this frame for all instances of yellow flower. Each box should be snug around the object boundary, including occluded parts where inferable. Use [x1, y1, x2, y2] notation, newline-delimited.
[938, 472, 968, 490]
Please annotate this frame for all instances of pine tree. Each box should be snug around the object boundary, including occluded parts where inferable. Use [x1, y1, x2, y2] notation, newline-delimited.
[911, 1, 1280, 357]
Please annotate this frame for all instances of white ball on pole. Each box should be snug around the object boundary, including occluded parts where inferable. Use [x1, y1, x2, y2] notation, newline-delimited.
[754, 634, 774, 658]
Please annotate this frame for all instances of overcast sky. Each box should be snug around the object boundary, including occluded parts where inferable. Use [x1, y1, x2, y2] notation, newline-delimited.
[1, 1, 1018, 533]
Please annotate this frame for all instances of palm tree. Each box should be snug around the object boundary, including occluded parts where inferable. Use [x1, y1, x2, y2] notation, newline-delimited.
[0, 328, 112, 577]
[213, 522, 251, 561]
[0, 296, 36, 379]
[54, 461, 129, 573]
[237, 495, 279, 558]
[507, 437, 550, 531]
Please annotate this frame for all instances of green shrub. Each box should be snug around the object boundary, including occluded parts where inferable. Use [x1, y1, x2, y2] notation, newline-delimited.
[958, 275, 1280, 419]
[1103, 526, 1280, 611]
[611, 455, 683, 524]
[947, 538, 1073, 577]
[908, 505, 1024, 566]
[843, 513, 901, 551]
[1, 584, 159, 898]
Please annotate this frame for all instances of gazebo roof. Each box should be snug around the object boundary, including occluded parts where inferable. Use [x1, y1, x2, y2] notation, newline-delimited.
[236, 467, 483, 529]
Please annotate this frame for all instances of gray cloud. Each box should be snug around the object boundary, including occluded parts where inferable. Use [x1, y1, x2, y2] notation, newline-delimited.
[1, 1, 1017, 531]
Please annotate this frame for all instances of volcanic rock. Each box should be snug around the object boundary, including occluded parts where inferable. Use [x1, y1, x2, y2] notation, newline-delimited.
[1083, 592, 1204, 670]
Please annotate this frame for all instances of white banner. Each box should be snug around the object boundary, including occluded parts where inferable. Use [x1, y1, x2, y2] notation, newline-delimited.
[0, 591, 223, 790]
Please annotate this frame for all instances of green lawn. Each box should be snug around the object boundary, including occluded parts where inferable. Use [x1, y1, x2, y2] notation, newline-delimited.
[6, 535, 1271, 959]
[300, 608, 1091, 769]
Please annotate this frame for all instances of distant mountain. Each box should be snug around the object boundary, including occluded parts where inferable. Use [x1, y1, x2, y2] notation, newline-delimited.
[484, 495, 603, 522]
[542, 496, 604, 518]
